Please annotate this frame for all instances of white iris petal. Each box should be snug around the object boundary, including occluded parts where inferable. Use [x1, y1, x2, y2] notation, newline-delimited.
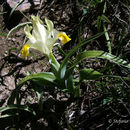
[22, 16, 71, 58]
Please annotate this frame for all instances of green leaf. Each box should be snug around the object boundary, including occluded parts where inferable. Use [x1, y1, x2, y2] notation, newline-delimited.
[0, 32, 7, 37]
[64, 69, 74, 91]
[8, 72, 56, 104]
[101, 15, 111, 23]
[8, 47, 19, 54]
[70, 51, 130, 69]
[79, 68, 103, 81]
[123, 77, 130, 86]
[6, 22, 31, 38]
[56, 68, 74, 91]
[49, 53, 60, 77]
[103, 23, 111, 53]
[103, 97, 113, 105]
[36, 91, 43, 112]
[9, 0, 24, 18]
[0, 105, 36, 118]
[60, 65, 66, 79]
[103, 1, 107, 14]
[97, 16, 102, 31]
[19, 72, 56, 86]
[0, 114, 18, 118]
[83, 8, 87, 15]
[79, 68, 130, 83]
[0, 12, 7, 15]
[58, 32, 104, 77]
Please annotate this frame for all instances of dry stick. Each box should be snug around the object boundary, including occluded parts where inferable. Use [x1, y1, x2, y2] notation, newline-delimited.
[117, 99, 130, 116]
[37, 0, 44, 16]
[110, 106, 127, 118]
[120, 77, 130, 89]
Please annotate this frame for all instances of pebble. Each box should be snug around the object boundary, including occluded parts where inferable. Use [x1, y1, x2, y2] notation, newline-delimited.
[7, 0, 40, 12]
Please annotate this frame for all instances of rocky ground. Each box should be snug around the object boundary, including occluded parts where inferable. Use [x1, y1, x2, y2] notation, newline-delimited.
[0, 0, 130, 129]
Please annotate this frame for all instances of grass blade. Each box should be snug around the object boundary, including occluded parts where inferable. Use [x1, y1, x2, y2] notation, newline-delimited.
[7, 22, 31, 38]
[79, 68, 130, 83]
[70, 51, 130, 69]
[9, 0, 24, 18]
[103, 23, 111, 53]
[18, 72, 56, 86]
[79, 68, 103, 81]
[59, 32, 105, 76]
[0, 104, 36, 117]
[97, 16, 102, 32]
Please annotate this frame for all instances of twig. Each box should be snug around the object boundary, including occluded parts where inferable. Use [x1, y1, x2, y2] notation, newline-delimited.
[37, 0, 44, 16]
[117, 99, 130, 116]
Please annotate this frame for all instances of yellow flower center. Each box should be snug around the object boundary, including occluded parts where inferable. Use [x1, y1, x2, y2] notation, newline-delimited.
[22, 45, 30, 58]
[58, 33, 71, 45]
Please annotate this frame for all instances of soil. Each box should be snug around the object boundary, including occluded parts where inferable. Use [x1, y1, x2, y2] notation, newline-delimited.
[0, 0, 130, 129]
[0, 0, 81, 98]
[0, 0, 81, 129]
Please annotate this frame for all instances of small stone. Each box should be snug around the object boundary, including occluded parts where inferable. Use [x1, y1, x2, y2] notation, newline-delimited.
[11, 38, 16, 41]
[7, 0, 40, 12]
[57, 55, 62, 61]
[15, 31, 21, 37]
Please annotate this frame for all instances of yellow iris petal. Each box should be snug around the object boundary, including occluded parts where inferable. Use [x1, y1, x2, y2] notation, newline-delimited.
[58, 33, 71, 45]
[22, 45, 30, 58]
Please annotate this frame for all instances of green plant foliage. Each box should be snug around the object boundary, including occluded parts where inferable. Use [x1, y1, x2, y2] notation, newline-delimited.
[79, 68, 130, 83]
[0, 12, 7, 15]
[0, 104, 36, 118]
[79, 68, 103, 81]
[18, 72, 56, 86]
[6, 22, 31, 38]
[70, 51, 130, 69]
[0, 1, 129, 127]
[0, 26, 7, 37]
[8, 72, 56, 105]
[0, 32, 7, 37]
[59, 32, 105, 74]
[9, 0, 25, 18]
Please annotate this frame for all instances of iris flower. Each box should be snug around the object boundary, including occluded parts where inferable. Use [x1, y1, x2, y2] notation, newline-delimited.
[22, 16, 71, 59]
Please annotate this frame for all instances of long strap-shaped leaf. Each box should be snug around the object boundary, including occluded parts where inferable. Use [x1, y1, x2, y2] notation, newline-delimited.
[9, 0, 24, 18]
[7, 22, 31, 38]
[58, 32, 105, 78]
[69, 51, 130, 69]
[0, 104, 36, 118]
[79, 68, 130, 82]
[18, 72, 56, 86]
[8, 72, 56, 104]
